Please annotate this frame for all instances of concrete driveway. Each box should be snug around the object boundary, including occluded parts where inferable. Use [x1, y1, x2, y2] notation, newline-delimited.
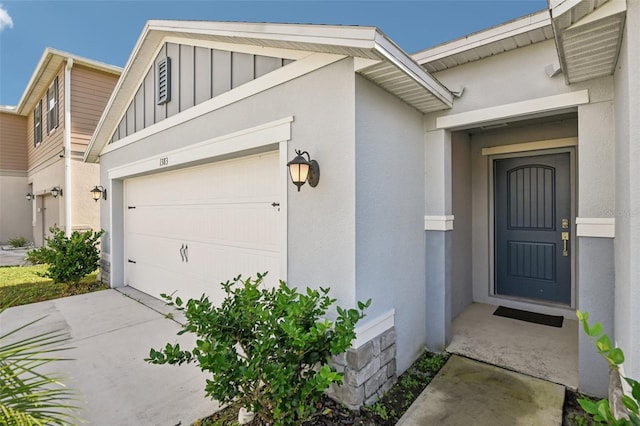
[0, 288, 218, 425]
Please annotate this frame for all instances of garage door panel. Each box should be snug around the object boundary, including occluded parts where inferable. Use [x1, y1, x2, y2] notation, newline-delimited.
[126, 154, 279, 206]
[125, 151, 281, 303]
[129, 205, 279, 251]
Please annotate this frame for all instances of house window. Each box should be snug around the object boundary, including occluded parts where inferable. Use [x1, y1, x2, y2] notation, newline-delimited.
[156, 57, 171, 105]
[34, 100, 42, 146]
[47, 77, 59, 133]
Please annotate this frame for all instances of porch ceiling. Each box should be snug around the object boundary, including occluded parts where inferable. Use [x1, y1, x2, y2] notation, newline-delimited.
[551, 0, 626, 84]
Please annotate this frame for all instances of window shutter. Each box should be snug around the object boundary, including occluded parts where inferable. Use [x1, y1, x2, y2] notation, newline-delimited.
[157, 57, 171, 105]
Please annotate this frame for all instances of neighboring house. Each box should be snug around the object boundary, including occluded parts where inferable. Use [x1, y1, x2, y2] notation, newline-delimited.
[0, 49, 121, 246]
[86, 0, 638, 407]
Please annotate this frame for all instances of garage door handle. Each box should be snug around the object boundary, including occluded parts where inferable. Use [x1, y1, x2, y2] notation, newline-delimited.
[180, 244, 185, 262]
[128, 259, 136, 264]
[184, 244, 188, 263]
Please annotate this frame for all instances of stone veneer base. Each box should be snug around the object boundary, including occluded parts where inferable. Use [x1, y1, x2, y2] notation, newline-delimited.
[100, 257, 110, 285]
[328, 327, 397, 409]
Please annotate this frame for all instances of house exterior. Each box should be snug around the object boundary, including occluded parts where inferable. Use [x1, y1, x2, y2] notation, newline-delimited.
[0, 49, 121, 246]
[86, 0, 638, 406]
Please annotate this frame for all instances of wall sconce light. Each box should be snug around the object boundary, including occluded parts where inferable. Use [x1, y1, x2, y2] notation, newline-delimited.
[287, 149, 320, 192]
[26, 192, 34, 201]
[90, 185, 107, 202]
[51, 186, 63, 198]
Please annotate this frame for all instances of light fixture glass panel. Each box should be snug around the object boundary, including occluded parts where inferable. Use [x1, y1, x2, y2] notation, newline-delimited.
[289, 163, 310, 184]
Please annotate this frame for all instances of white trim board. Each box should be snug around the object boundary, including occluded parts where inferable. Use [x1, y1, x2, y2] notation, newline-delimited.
[482, 137, 577, 156]
[436, 90, 589, 130]
[353, 309, 395, 349]
[424, 215, 455, 231]
[576, 217, 615, 238]
[108, 117, 293, 180]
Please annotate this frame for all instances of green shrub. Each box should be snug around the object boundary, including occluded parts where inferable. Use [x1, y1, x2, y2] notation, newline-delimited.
[26, 227, 104, 284]
[576, 311, 640, 425]
[147, 273, 370, 426]
[6, 236, 28, 248]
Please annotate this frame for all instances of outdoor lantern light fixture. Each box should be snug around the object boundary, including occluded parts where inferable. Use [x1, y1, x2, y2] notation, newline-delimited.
[26, 192, 34, 201]
[90, 185, 107, 202]
[50, 186, 62, 198]
[287, 149, 320, 192]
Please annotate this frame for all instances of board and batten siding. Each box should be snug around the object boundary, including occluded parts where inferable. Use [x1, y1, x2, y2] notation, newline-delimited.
[70, 65, 119, 154]
[26, 67, 64, 172]
[110, 42, 294, 143]
[0, 112, 28, 172]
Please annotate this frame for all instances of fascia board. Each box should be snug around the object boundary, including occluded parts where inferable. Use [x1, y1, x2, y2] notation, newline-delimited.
[146, 20, 379, 50]
[85, 23, 157, 163]
[412, 10, 551, 65]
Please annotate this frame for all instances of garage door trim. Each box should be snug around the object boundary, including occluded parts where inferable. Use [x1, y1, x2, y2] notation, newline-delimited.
[105, 116, 292, 289]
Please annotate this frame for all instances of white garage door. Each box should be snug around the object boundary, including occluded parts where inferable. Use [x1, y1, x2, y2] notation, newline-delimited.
[125, 151, 281, 304]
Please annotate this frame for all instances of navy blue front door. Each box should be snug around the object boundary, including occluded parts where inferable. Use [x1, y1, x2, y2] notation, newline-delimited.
[494, 153, 571, 304]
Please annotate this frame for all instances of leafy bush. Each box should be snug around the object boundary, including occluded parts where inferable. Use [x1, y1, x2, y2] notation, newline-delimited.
[147, 273, 370, 425]
[26, 227, 104, 284]
[577, 311, 640, 425]
[7, 236, 28, 248]
[0, 315, 80, 424]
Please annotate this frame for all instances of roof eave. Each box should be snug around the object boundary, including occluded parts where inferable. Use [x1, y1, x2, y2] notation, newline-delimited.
[412, 10, 551, 66]
[86, 21, 452, 163]
[15, 48, 122, 116]
[551, 0, 627, 84]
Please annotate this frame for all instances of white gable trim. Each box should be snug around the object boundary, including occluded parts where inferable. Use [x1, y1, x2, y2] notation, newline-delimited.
[163, 36, 309, 60]
[107, 116, 293, 180]
[436, 90, 589, 130]
[100, 52, 343, 158]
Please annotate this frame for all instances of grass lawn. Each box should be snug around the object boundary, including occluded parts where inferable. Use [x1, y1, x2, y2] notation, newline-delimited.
[0, 265, 108, 309]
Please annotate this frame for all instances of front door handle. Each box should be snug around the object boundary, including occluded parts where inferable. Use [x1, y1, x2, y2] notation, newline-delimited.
[562, 232, 569, 256]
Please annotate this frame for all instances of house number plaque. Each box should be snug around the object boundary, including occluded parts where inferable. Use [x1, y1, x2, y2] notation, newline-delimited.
[159, 157, 169, 167]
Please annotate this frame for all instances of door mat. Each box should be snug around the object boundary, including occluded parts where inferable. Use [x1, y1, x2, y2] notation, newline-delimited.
[493, 306, 564, 328]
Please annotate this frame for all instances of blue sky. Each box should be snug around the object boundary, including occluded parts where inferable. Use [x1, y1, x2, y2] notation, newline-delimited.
[0, 1, 547, 106]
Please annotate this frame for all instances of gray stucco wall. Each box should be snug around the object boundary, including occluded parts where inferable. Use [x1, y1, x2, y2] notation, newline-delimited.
[354, 75, 426, 374]
[578, 237, 615, 397]
[614, 0, 640, 381]
[99, 57, 358, 309]
[0, 174, 32, 244]
[426, 39, 615, 131]
[451, 131, 472, 319]
[576, 92, 616, 396]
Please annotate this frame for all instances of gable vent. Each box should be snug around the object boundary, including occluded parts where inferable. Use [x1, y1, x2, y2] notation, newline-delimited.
[156, 57, 171, 105]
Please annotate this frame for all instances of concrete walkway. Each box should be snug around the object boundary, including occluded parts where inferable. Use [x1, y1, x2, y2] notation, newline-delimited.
[0, 247, 30, 267]
[397, 355, 565, 426]
[0, 289, 218, 425]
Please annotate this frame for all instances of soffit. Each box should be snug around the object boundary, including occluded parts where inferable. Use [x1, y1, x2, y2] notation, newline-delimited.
[551, 0, 626, 84]
[413, 11, 554, 73]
